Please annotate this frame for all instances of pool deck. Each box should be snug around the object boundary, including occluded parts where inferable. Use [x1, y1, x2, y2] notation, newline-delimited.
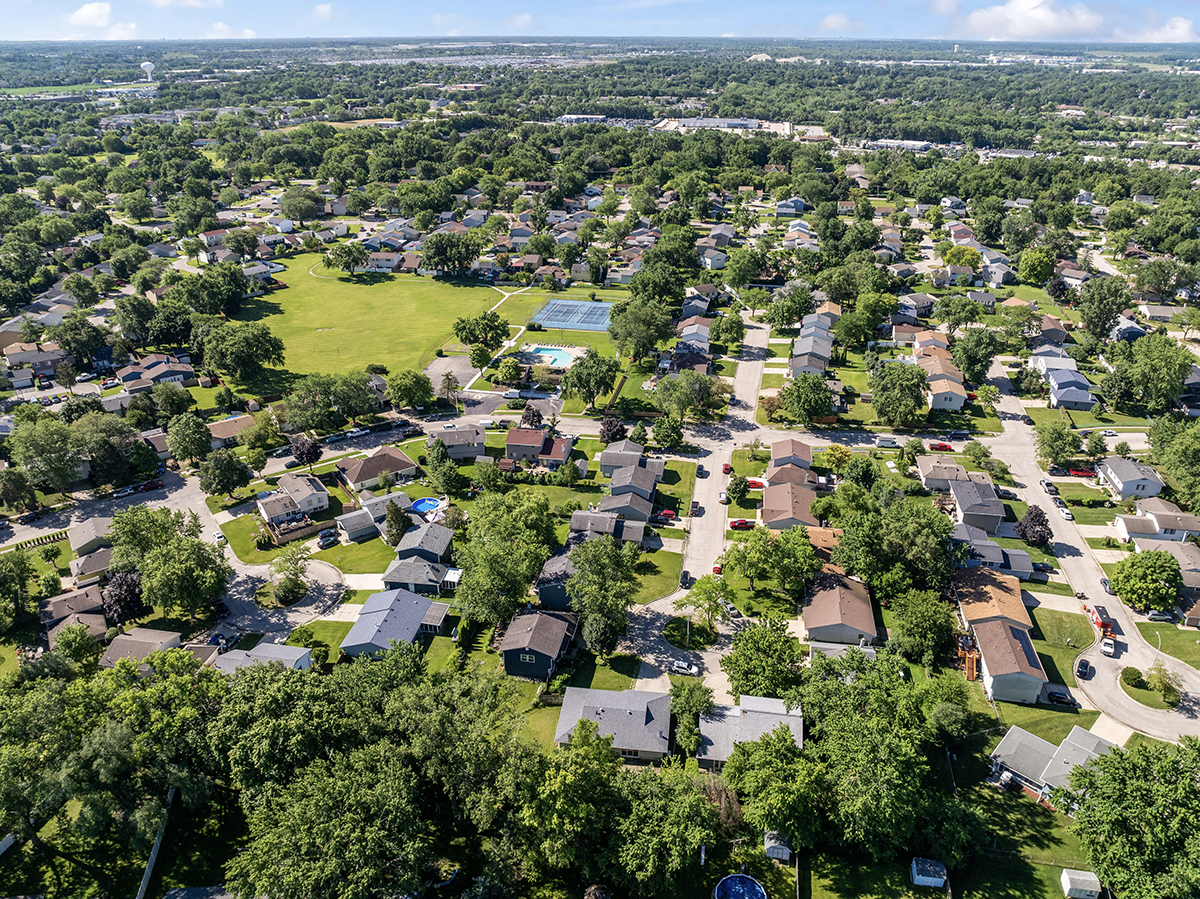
[517, 342, 587, 368]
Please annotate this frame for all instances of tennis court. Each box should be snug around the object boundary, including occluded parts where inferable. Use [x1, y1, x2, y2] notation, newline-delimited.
[531, 299, 614, 332]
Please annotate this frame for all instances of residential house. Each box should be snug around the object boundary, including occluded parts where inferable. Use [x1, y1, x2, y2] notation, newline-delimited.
[1050, 386, 1098, 411]
[912, 330, 950, 356]
[115, 353, 194, 388]
[339, 589, 451, 658]
[991, 725, 1115, 795]
[951, 522, 1005, 573]
[697, 695, 803, 769]
[950, 478, 1004, 534]
[1132, 539, 1200, 616]
[206, 415, 255, 450]
[360, 492, 411, 522]
[681, 296, 710, 319]
[1115, 497, 1200, 544]
[1110, 316, 1147, 343]
[917, 456, 970, 491]
[1099, 456, 1165, 500]
[1040, 315, 1068, 345]
[802, 568, 876, 644]
[336, 446, 418, 491]
[1138, 303, 1183, 322]
[973, 619, 1048, 704]
[381, 555, 450, 596]
[214, 642, 313, 674]
[335, 509, 378, 542]
[39, 585, 103, 628]
[898, 293, 936, 317]
[1033, 355, 1079, 378]
[598, 439, 644, 477]
[700, 248, 727, 270]
[554, 687, 671, 761]
[70, 546, 112, 587]
[257, 492, 302, 526]
[68, 516, 112, 557]
[432, 426, 486, 461]
[968, 290, 996, 310]
[794, 333, 834, 362]
[101, 627, 183, 669]
[277, 472, 329, 515]
[505, 428, 573, 469]
[394, 521, 453, 565]
[536, 548, 576, 610]
[954, 567, 1032, 631]
[763, 465, 822, 489]
[499, 610, 578, 680]
[568, 510, 648, 547]
[762, 483, 818, 530]
[597, 491, 653, 522]
[609, 465, 658, 502]
[770, 439, 812, 470]
[928, 379, 968, 411]
[48, 612, 108, 651]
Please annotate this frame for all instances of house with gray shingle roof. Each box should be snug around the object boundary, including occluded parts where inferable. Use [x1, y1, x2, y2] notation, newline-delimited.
[555, 687, 671, 760]
[697, 695, 803, 768]
[395, 521, 453, 564]
[339, 589, 450, 658]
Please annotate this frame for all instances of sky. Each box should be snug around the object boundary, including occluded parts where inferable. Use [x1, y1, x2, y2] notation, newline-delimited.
[8, 0, 1200, 44]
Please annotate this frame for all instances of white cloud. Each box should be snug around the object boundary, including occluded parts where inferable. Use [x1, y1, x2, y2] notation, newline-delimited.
[205, 21, 255, 37]
[67, 2, 111, 27]
[107, 21, 137, 38]
[721, 31, 737, 36]
[506, 11, 532, 29]
[611, 0, 706, 9]
[148, 0, 222, 7]
[312, 2, 332, 19]
[930, 0, 959, 13]
[961, 0, 1103, 40]
[817, 11, 864, 33]
[1117, 16, 1200, 43]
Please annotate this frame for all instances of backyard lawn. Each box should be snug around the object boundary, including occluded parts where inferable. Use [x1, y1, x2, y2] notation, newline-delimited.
[654, 460, 696, 516]
[312, 535, 397, 574]
[566, 652, 639, 690]
[285, 619, 353, 662]
[995, 701, 1100, 744]
[1027, 607, 1094, 687]
[231, 256, 503, 393]
[219, 513, 293, 564]
[724, 570, 798, 619]
[1135, 622, 1200, 670]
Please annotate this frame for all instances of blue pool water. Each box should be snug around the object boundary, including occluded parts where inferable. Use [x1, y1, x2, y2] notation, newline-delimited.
[531, 346, 575, 367]
[712, 875, 768, 899]
[412, 498, 440, 514]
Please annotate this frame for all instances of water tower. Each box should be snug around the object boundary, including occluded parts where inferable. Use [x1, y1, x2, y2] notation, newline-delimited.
[140, 61, 155, 82]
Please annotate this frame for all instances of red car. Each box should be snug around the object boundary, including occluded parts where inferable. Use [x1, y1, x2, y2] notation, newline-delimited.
[722, 463, 732, 475]
[712, 564, 723, 574]
[730, 519, 753, 530]
[746, 479, 765, 489]
[1069, 469, 1096, 477]
[658, 510, 676, 520]
[929, 442, 953, 452]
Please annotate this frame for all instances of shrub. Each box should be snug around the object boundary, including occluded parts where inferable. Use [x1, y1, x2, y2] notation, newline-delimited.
[274, 575, 308, 606]
[1121, 666, 1145, 689]
[435, 348, 444, 357]
[527, 321, 543, 332]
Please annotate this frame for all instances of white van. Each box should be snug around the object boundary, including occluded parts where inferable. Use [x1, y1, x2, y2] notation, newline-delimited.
[478, 419, 495, 429]
[876, 437, 900, 448]
[502, 390, 521, 399]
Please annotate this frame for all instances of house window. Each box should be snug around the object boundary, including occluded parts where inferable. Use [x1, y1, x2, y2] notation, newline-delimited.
[519, 653, 535, 663]
[620, 748, 639, 758]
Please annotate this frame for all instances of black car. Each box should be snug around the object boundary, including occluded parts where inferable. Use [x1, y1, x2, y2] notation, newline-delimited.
[369, 421, 393, 433]
[997, 488, 1017, 500]
[18, 512, 40, 525]
[317, 535, 339, 550]
[318, 528, 338, 540]
[696, 464, 705, 477]
[1022, 416, 1034, 425]
[690, 501, 701, 516]
[1047, 691, 1076, 707]
[679, 570, 691, 589]
[1076, 659, 1091, 680]
[271, 446, 293, 458]
[284, 459, 303, 469]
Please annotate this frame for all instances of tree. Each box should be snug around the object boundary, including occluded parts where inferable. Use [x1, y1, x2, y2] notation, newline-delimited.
[0, 468, 35, 512]
[724, 724, 820, 852]
[567, 535, 640, 655]
[726, 473, 749, 508]
[762, 284, 812, 330]
[521, 405, 544, 429]
[453, 310, 509, 353]
[286, 437, 318, 473]
[204, 322, 285, 381]
[950, 327, 999, 384]
[63, 272, 99, 308]
[934, 295, 983, 336]
[1127, 332, 1195, 413]
[653, 415, 683, 450]
[1018, 247, 1055, 285]
[199, 448, 252, 498]
[560, 348, 619, 411]
[890, 589, 956, 667]
[1085, 430, 1108, 461]
[1110, 550, 1184, 613]
[675, 574, 733, 631]
[598, 416, 626, 444]
[270, 542, 311, 604]
[323, 241, 370, 278]
[781, 373, 834, 425]
[119, 189, 152, 222]
[421, 231, 480, 275]
[1034, 421, 1083, 467]
[1078, 276, 1131, 341]
[869, 362, 928, 427]
[100, 570, 148, 624]
[607, 298, 673, 362]
[496, 357, 521, 384]
[279, 186, 321, 224]
[653, 369, 721, 421]
[1054, 738, 1200, 899]
[710, 312, 745, 346]
[975, 383, 1000, 413]
[669, 679, 715, 756]
[386, 369, 434, 410]
[385, 503, 412, 547]
[166, 414, 211, 464]
[199, 261, 250, 316]
[720, 618, 804, 698]
[1171, 306, 1200, 340]
[721, 526, 774, 591]
[468, 344, 492, 371]
[53, 622, 103, 664]
[772, 525, 824, 597]
[10, 416, 84, 494]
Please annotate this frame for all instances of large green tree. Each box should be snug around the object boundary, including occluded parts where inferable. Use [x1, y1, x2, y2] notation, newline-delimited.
[560, 347, 620, 411]
[719, 618, 805, 698]
[607, 297, 673, 362]
[868, 362, 928, 427]
[1110, 550, 1184, 613]
[566, 535, 641, 655]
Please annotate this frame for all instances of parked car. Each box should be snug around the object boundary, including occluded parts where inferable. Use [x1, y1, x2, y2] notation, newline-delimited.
[1007, 361, 1023, 368]
[76, 372, 95, 382]
[997, 488, 1017, 500]
[1058, 506, 1075, 521]
[876, 437, 900, 448]
[722, 462, 732, 474]
[1102, 429, 1117, 437]
[1100, 636, 1117, 657]
[1032, 561, 1054, 572]
[113, 486, 136, 499]
[1022, 415, 1034, 425]
[658, 510, 676, 520]
[502, 390, 521, 399]
[318, 528, 338, 540]
[345, 428, 368, 438]
[271, 446, 293, 458]
[1100, 577, 1115, 595]
[730, 519, 753, 530]
[746, 479, 765, 489]
[442, 423, 457, 430]
[1069, 468, 1095, 477]
[284, 459, 304, 469]
[690, 501, 701, 516]
[214, 533, 227, 546]
[139, 479, 164, 492]
[712, 563, 723, 574]
[718, 491, 729, 504]
[949, 429, 970, 441]
[317, 535, 339, 550]
[17, 512, 40, 525]
[696, 464, 705, 477]
[679, 570, 691, 588]
[1047, 691, 1075, 707]
[325, 433, 346, 444]
[1049, 467, 1068, 476]
[1147, 610, 1174, 622]
[671, 660, 699, 675]
[1052, 496, 1066, 508]
[1077, 430, 1092, 438]
[929, 442, 952, 451]
[1040, 479, 1058, 495]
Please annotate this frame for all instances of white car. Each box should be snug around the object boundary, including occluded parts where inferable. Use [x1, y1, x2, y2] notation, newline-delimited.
[442, 423, 457, 429]
[76, 372, 95, 382]
[671, 660, 699, 675]
[214, 533, 228, 546]
[1102, 430, 1117, 437]
[1100, 637, 1116, 657]
[345, 428, 367, 438]
[113, 486, 136, 499]
[1058, 506, 1074, 521]
[503, 390, 521, 399]
[875, 437, 900, 448]
[1146, 610, 1173, 622]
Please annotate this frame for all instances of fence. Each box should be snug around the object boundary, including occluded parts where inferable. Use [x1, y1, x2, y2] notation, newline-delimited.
[134, 786, 176, 899]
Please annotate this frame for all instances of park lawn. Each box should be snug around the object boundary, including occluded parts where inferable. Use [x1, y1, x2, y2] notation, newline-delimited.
[312, 535, 396, 574]
[1135, 622, 1200, 670]
[632, 549, 683, 604]
[492, 289, 550, 325]
[1028, 607, 1094, 687]
[567, 652, 639, 690]
[655, 460, 696, 516]
[724, 570, 798, 619]
[286, 619, 352, 662]
[760, 372, 785, 390]
[231, 258, 503, 394]
[611, 358, 661, 415]
[218, 514, 293, 564]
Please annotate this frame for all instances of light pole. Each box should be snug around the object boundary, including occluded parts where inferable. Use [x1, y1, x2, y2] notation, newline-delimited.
[1154, 630, 1161, 667]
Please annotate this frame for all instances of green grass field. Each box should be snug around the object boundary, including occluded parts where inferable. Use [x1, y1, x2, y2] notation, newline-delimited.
[1135, 622, 1200, 670]
[1028, 607, 1093, 686]
[632, 549, 683, 605]
[566, 652, 639, 690]
[285, 619, 353, 662]
[232, 257, 503, 393]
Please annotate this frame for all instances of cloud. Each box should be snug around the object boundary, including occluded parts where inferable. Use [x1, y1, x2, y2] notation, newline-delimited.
[720, 31, 737, 36]
[506, 11, 533, 29]
[205, 20, 256, 37]
[930, 0, 958, 13]
[1117, 16, 1200, 42]
[961, 0, 1103, 40]
[444, 28, 460, 36]
[107, 21, 137, 37]
[312, 2, 332, 19]
[148, 0, 222, 7]
[817, 11, 864, 33]
[67, 2, 110, 27]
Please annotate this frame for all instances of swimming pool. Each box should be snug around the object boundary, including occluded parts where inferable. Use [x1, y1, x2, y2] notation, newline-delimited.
[412, 498, 440, 514]
[712, 874, 768, 899]
[531, 346, 575, 368]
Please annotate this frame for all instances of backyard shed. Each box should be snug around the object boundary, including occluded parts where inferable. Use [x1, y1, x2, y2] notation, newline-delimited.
[764, 831, 792, 862]
[911, 858, 947, 888]
[1061, 869, 1102, 899]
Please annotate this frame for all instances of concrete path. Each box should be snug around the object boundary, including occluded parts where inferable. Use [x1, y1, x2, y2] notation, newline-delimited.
[342, 573, 385, 591]
[1091, 714, 1137, 747]
[1022, 591, 1087, 615]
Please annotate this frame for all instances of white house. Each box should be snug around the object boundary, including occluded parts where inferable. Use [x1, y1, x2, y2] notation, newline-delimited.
[928, 380, 967, 411]
[1114, 497, 1200, 543]
[1098, 456, 1165, 500]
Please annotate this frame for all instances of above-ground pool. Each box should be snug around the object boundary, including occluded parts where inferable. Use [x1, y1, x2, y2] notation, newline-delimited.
[531, 346, 575, 368]
[412, 497, 440, 514]
[712, 874, 768, 899]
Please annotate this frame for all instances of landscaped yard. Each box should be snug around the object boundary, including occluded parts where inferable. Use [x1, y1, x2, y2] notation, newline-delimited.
[219, 513, 294, 564]
[312, 535, 397, 574]
[632, 549, 682, 604]
[664, 615, 717, 650]
[285, 619, 353, 662]
[1027, 607, 1094, 687]
[654, 460, 696, 516]
[566, 652, 639, 690]
[231, 256, 504, 394]
[1135, 622, 1200, 670]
